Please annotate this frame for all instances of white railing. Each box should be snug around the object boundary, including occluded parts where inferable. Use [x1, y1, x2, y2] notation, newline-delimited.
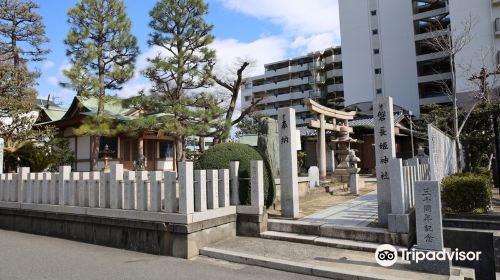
[402, 158, 430, 211]
[0, 161, 265, 224]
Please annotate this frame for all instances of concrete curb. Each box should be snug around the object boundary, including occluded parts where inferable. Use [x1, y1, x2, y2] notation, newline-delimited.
[200, 247, 404, 280]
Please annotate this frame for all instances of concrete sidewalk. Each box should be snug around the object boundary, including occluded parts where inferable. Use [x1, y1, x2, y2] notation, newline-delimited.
[201, 237, 458, 280]
[301, 191, 378, 227]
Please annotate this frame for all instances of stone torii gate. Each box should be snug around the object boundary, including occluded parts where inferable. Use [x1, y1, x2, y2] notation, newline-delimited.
[304, 98, 356, 177]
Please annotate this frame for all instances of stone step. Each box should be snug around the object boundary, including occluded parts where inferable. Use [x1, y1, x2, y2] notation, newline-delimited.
[200, 236, 469, 280]
[267, 218, 412, 246]
[261, 230, 401, 252]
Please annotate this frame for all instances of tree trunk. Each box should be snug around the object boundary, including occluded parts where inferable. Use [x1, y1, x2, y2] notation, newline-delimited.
[450, 53, 462, 172]
[174, 136, 185, 172]
[91, 135, 100, 171]
[198, 136, 205, 153]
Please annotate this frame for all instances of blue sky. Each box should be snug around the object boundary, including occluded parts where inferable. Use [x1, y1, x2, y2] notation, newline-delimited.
[34, 0, 340, 106]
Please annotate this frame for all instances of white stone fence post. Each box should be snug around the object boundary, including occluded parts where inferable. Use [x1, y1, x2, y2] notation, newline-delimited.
[0, 162, 264, 224]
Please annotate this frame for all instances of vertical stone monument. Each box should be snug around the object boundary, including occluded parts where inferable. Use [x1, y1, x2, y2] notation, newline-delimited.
[373, 96, 396, 226]
[308, 166, 320, 188]
[257, 117, 280, 178]
[0, 138, 3, 174]
[278, 108, 299, 218]
[411, 181, 450, 275]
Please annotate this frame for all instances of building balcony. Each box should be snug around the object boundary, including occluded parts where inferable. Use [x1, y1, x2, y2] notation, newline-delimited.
[494, 0, 500, 6]
[326, 69, 343, 78]
[290, 64, 309, 73]
[261, 91, 310, 104]
[265, 66, 290, 78]
[414, 29, 449, 42]
[495, 18, 500, 37]
[252, 80, 290, 92]
[308, 75, 326, 84]
[327, 84, 344, 92]
[324, 54, 342, 64]
[289, 77, 309, 87]
[413, 7, 448, 21]
[417, 72, 452, 83]
[308, 60, 326, 70]
[416, 51, 448, 62]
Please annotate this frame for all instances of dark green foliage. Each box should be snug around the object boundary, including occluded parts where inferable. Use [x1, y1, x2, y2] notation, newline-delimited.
[195, 143, 275, 208]
[140, 0, 218, 162]
[4, 137, 74, 172]
[441, 173, 493, 214]
[419, 103, 495, 171]
[235, 112, 267, 138]
[63, 0, 138, 170]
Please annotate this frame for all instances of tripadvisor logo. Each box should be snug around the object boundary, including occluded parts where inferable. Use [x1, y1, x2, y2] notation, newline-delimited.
[375, 244, 398, 267]
[375, 244, 482, 267]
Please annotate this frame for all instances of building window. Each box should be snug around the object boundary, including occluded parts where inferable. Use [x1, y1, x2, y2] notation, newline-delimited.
[375, 68, 382, 74]
[99, 137, 117, 158]
[159, 140, 174, 158]
[371, 10, 376, 16]
[376, 88, 382, 94]
[373, 49, 379, 54]
[244, 96, 251, 102]
[372, 29, 378, 35]
[244, 83, 252, 89]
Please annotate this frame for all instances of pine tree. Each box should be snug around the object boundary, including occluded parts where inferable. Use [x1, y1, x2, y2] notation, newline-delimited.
[142, 0, 217, 163]
[0, 0, 50, 164]
[63, 0, 139, 170]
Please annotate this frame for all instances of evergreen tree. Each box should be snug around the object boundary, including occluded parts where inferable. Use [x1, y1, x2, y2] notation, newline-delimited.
[63, 0, 139, 170]
[142, 0, 216, 163]
[0, 0, 50, 166]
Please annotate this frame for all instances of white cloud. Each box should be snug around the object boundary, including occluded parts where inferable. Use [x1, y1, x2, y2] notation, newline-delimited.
[215, 0, 340, 41]
[291, 33, 339, 53]
[42, 60, 55, 70]
[58, 61, 72, 76]
[47, 76, 59, 86]
[211, 36, 288, 77]
[117, 78, 151, 98]
[45, 88, 74, 106]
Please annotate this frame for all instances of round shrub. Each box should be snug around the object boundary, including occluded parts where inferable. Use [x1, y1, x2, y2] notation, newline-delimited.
[195, 142, 275, 208]
[441, 173, 492, 214]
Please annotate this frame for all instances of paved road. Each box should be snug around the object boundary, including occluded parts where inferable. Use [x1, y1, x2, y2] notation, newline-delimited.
[0, 229, 325, 280]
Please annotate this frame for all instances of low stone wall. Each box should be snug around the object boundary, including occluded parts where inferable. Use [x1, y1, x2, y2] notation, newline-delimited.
[274, 177, 310, 199]
[0, 207, 236, 258]
[0, 161, 269, 258]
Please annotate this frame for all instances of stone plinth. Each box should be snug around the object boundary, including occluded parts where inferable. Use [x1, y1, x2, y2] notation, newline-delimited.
[349, 173, 359, 194]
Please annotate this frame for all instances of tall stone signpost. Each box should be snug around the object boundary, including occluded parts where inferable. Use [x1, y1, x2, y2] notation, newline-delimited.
[278, 108, 299, 218]
[373, 96, 396, 226]
[0, 138, 3, 174]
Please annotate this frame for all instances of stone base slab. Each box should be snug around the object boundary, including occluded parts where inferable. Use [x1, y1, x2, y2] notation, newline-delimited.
[237, 212, 268, 237]
[409, 246, 451, 276]
[388, 213, 410, 233]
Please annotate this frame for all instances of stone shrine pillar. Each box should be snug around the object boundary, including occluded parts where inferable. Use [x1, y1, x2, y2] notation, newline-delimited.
[0, 138, 3, 174]
[318, 114, 327, 177]
[373, 96, 396, 226]
[278, 108, 299, 218]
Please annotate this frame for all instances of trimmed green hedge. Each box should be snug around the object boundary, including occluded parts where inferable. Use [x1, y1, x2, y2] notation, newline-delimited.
[195, 143, 275, 208]
[441, 173, 493, 214]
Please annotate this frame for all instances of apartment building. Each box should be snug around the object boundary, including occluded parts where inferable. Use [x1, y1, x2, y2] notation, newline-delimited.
[339, 0, 500, 117]
[241, 47, 344, 127]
